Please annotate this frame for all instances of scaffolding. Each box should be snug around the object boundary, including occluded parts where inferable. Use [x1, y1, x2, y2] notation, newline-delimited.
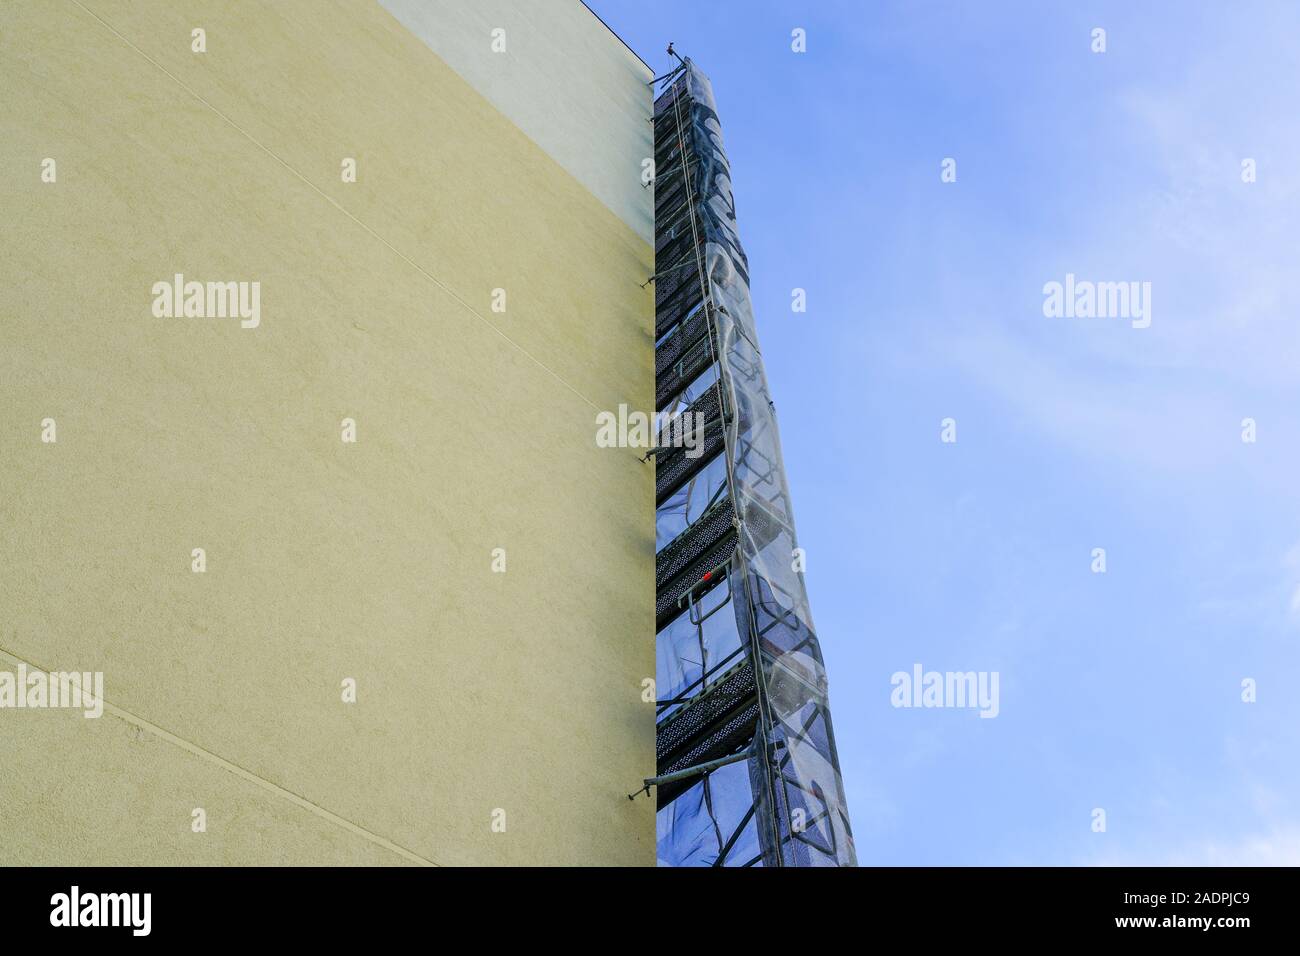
[647, 57, 857, 866]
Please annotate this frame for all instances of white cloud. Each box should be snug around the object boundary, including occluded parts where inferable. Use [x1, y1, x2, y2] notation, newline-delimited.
[1092, 825, 1300, 867]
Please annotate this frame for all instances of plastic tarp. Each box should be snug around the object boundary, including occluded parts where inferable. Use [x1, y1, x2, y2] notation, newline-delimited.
[652, 61, 856, 867]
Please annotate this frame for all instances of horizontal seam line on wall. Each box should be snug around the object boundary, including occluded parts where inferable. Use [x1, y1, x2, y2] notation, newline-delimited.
[0, 642, 438, 867]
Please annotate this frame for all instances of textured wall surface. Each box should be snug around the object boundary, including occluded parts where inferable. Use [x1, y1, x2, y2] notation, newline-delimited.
[381, 0, 655, 242]
[0, 0, 655, 866]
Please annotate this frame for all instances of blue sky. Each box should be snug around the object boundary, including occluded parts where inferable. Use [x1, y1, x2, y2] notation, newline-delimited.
[592, 0, 1300, 864]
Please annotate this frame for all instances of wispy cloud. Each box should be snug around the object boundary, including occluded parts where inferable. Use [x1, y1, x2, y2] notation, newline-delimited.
[1090, 826, 1300, 867]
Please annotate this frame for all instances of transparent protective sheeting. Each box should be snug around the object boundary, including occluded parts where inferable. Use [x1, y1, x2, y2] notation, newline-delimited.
[656, 756, 763, 866]
[652, 61, 856, 866]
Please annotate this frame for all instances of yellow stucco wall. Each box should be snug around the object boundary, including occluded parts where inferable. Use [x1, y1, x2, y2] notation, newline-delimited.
[0, 0, 655, 865]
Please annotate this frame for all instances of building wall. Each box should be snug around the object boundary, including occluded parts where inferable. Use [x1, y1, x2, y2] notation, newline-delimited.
[380, 0, 655, 243]
[0, 0, 655, 866]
